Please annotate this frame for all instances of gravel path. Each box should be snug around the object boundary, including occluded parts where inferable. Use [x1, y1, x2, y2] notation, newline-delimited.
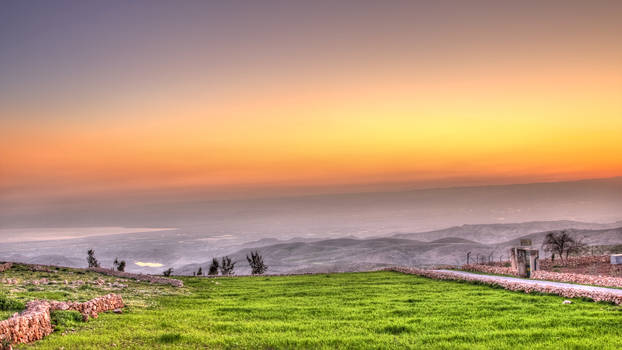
[435, 269, 622, 296]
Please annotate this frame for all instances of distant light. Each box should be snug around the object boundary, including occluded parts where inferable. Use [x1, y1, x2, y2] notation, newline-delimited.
[135, 261, 164, 267]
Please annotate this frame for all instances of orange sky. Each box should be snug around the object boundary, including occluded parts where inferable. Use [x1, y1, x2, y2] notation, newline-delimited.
[1, 1, 622, 200]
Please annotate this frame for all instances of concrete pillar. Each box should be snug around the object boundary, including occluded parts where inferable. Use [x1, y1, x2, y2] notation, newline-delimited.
[529, 250, 538, 272]
[517, 250, 527, 278]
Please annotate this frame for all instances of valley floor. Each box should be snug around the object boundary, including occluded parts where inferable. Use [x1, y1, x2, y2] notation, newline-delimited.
[6, 270, 622, 349]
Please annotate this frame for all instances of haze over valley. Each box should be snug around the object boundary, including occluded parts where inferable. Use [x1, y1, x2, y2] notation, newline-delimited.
[2, 177, 621, 274]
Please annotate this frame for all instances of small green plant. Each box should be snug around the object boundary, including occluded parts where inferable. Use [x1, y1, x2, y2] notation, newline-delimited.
[158, 333, 182, 343]
[50, 310, 83, 333]
[0, 294, 24, 311]
[381, 324, 409, 335]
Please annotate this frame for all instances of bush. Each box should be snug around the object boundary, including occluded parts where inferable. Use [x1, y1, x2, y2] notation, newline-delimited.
[113, 258, 126, 272]
[208, 258, 219, 275]
[87, 249, 100, 268]
[0, 294, 24, 311]
[219, 256, 236, 275]
[246, 251, 268, 275]
[51, 310, 83, 333]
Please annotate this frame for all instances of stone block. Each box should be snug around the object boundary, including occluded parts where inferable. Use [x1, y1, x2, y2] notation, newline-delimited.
[610, 254, 622, 265]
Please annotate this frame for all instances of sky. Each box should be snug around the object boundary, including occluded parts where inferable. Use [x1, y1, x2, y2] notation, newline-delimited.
[1, 0, 622, 203]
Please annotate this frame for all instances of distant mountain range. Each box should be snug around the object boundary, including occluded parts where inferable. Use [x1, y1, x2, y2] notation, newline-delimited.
[178, 221, 622, 275]
[2, 177, 622, 274]
[3, 220, 622, 275]
[392, 220, 622, 244]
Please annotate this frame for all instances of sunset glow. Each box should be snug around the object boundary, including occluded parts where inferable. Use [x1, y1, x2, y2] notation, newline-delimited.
[2, 1, 621, 200]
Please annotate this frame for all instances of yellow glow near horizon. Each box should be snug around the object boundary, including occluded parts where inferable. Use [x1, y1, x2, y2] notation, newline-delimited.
[3, 69, 621, 197]
[1, 3, 622, 199]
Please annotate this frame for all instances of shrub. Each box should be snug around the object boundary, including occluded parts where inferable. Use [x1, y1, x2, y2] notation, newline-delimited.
[246, 251, 268, 275]
[51, 310, 83, 333]
[208, 258, 219, 275]
[113, 258, 126, 272]
[219, 256, 236, 275]
[87, 249, 100, 268]
[0, 294, 24, 311]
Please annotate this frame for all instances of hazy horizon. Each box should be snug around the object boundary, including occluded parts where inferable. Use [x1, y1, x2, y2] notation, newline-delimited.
[3, 176, 622, 232]
[2, 175, 622, 274]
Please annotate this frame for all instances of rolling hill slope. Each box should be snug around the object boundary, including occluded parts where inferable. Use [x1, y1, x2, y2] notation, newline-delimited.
[180, 224, 622, 275]
[392, 220, 621, 244]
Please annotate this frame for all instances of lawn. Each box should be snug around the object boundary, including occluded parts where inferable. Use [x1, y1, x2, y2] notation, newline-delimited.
[3, 269, 622, 349]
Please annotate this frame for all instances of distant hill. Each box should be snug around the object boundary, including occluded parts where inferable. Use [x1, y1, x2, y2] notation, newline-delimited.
[428, 237, 480, 244]
[179, 224, 622, 275]
[3, 177, 621, 274]
[1, 253, 83, 267]
[497, 227, 622, 248]
[392, 220, 620, 244]
[177, 237, 490, 275]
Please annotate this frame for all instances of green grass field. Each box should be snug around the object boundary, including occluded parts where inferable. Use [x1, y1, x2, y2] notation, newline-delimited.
[2, 266, 621, 349]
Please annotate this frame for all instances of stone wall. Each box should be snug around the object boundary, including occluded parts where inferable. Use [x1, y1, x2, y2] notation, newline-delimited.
[25, 264, 58, 273]
[48, 293, 124, 321]
[0, 294, 124, 349]
[539, 255, 610, 269]
[0, 263, 13, 273]
[385, 267, 622, 305]
[532, 270, 622, 289]
[0, 300, 52, 349]
[87, 267, 184, 287]
[461, 264, 518, 276]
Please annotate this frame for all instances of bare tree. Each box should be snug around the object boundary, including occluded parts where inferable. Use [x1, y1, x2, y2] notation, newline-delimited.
[542, 230, 584, 264]
[197, 267, 203, 276]
[87, 249, 100, 268]
[163, 267, 173, 276]
[247, 251, 268, 275]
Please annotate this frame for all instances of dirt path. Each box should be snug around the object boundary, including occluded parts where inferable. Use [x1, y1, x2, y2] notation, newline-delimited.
[435, 269, 622, 296]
